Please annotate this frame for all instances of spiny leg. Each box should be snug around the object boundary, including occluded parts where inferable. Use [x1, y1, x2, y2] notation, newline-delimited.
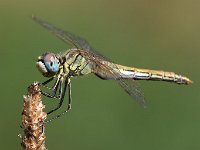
[45, 78, 72, 123]
[42, 77, 54, 85]
[47, 77, 67, 115]
[41, 77, 55, 90]
[41, 76, 61, 99]
[67, 78, 72, 110]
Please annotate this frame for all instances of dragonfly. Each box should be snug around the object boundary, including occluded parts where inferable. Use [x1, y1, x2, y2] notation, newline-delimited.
[32, 16, 192, 119]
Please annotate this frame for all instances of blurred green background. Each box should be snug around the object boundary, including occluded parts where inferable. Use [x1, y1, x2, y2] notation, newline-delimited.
[0, 0, 199, 149]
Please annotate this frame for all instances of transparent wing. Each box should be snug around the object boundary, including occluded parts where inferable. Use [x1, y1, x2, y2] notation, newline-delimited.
[79, 50, 146, 107]
[118, 79, 146, 107]
[32, 16, 109, 60]
[32, 15, 92, 51]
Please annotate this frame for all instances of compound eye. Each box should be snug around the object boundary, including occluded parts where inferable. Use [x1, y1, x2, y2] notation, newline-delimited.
[43, 53, 54, 63]
[43, 53, 59, 74]
[36, 52, 59, 77]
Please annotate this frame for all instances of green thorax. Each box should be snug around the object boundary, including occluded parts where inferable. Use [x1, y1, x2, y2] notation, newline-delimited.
[59, 49, 93, 77]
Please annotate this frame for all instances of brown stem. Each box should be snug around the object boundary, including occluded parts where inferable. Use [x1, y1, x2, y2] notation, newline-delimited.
[20, 82, 47, 150]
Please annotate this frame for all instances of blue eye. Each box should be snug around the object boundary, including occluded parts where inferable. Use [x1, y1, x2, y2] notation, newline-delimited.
[37, 52, 59, 77]
[44, 57, 59, 73]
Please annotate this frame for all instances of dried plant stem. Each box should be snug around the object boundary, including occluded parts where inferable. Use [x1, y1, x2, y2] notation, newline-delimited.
[21, 82, 47, 150]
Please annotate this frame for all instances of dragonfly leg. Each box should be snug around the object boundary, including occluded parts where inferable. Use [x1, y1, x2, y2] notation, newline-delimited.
[45, 78, 72, 123]
[47, 77, 67, 115]
[40, 77, 54, 90]
[42, 77, 54, 85]
[41, 77, 61, 99]
[67, 78, 72, 110]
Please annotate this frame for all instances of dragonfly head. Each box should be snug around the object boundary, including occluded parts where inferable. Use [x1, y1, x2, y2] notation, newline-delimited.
[36, 52, 60, 77]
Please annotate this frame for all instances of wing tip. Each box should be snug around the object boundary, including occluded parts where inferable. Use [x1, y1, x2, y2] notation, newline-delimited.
[140, 100, 147, 108]
[31, 14, 37, 20]
[31, 15, 41, 23]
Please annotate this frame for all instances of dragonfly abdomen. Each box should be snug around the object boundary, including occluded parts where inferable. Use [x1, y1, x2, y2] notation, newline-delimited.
[116, 64, 192, 84]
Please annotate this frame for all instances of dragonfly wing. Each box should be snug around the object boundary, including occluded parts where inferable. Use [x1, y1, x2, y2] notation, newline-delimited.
[80, 50, 146, 107]
[32, 16, 92, 50]
[32, 16, 111, 61]
[118, 78, 146, 107]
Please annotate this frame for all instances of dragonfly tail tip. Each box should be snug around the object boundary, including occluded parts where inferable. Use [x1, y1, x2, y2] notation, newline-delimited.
[187, 79, 193, 84]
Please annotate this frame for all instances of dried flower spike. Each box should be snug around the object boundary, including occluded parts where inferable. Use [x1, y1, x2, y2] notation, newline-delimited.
[21, 82, 47, 150]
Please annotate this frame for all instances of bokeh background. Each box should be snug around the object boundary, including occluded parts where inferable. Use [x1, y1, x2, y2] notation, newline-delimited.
[0, 0, 199, 149]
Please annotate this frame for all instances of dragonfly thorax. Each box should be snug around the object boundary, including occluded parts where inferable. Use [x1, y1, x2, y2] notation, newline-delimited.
[62, 49, 93, 77]
[36, 52, 60, 77]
